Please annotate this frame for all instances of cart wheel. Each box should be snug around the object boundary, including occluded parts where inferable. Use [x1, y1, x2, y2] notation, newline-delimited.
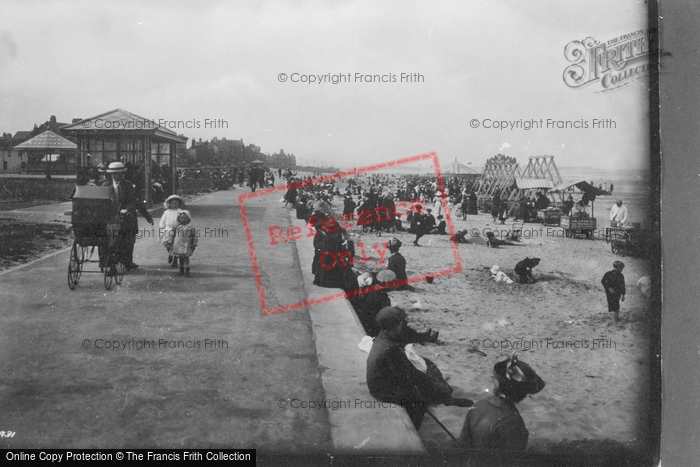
[67, 243, 81, 289]
[114, 262, 125, 285]
[611, 243, 618, 255]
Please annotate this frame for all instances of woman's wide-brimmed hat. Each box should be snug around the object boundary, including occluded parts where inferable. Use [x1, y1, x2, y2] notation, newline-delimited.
[106, 162, 127, 173]
[494, 354, 545, 396]
[312, 200, 332, 215]
[490, 265, 501, 274]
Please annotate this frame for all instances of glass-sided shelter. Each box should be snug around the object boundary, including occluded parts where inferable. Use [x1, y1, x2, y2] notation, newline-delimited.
[61, 109, 188, 205]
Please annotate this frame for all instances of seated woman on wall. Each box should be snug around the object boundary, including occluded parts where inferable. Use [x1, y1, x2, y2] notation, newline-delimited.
[459, 354, 545, 451]
[348, 271, 438, 344]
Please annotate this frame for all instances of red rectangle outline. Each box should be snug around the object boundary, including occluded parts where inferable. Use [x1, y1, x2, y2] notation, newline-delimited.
[238, 151, 462, 315]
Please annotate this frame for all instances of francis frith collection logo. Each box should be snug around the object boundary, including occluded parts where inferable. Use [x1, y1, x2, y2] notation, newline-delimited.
[563, 29, 654, 92]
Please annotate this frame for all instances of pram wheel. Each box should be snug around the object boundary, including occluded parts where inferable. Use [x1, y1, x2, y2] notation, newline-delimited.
[67, 243, 82, 290]
[103, 251, 118, 290]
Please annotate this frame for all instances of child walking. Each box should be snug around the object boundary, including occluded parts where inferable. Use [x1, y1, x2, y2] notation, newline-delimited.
[159, 195, 185, 267]
[171, 211, 198, 277]
[601, 260, 626, 325]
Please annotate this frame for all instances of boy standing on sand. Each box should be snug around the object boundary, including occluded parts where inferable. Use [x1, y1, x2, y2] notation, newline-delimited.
[601, 261, 626, 325]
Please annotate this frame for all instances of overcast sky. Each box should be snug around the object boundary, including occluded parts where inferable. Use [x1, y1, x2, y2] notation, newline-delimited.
[0, 0, 650, 170]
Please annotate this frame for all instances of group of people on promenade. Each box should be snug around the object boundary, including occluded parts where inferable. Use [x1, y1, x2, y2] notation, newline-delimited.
[72, 161, 198, 276]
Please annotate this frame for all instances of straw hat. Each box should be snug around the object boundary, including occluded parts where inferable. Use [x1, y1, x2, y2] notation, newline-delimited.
[377, 269, 397, 283]
[106, 162, 127, 173]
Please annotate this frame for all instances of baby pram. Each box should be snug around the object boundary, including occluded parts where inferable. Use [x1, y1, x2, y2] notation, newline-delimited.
[67, 185, 124, 290]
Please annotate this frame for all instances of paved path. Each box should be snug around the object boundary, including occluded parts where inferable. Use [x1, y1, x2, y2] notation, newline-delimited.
[0, 189, 331, 451]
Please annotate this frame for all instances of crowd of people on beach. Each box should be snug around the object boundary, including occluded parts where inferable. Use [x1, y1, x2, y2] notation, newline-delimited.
[287, 170, 644, 453]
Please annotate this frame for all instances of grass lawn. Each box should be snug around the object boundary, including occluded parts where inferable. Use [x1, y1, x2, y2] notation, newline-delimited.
[0, 178, 75, 211]
[0, 218, 72, 270]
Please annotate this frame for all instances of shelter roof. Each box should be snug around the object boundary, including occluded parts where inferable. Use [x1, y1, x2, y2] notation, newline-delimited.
[13, 130, 77, 150]
[60, 108, 188, 144]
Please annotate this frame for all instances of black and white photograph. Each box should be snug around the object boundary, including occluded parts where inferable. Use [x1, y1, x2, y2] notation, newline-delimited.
[0, 0, 694, 465]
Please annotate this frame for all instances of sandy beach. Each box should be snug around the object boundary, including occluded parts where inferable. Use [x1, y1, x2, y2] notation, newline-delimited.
[337, 180, 653, 456]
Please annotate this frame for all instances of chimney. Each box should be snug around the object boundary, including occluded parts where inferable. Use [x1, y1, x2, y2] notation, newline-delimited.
[72, 118, 82, 123]
[50, 115, 57, 124]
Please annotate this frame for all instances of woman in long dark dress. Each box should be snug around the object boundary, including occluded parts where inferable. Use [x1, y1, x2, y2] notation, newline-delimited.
[459, 354, 545, 451]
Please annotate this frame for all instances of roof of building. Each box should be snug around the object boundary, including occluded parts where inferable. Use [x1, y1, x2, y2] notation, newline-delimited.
[60, 108, 188, 144]
[13, 130, 77, 150]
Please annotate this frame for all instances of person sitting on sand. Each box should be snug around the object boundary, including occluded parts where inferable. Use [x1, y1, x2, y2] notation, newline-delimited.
[454, 229, 471, 244]
[367, 307, 473, 429]
[430, 215, 448, 235]
[459, 353, 545, 451]
[514, 257, 540, 284]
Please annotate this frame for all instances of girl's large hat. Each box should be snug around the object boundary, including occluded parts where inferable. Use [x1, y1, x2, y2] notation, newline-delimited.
[106, 162, 127, 173]
[164, 194, 185, 208]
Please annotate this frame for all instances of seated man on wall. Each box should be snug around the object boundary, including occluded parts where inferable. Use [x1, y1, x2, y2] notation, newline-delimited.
[366, 307, 473, 429]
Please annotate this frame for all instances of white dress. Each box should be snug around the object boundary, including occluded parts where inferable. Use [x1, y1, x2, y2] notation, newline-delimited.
[159, 209, 182, 246]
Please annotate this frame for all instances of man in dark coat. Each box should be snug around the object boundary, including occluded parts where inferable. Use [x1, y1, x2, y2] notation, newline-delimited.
[107, 162, 154, 270]
[366, 307, 472, 429]
[601, 261, 626, 325]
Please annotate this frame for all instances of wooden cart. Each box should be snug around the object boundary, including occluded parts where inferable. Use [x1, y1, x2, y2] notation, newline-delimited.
[604, 223, 649, 257]
[537, 208, 561, 226]
[561, 216, 596, 238]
